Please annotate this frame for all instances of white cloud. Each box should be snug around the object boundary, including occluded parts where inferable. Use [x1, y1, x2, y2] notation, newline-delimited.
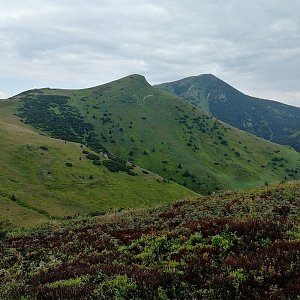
[0, 0, 299, 107]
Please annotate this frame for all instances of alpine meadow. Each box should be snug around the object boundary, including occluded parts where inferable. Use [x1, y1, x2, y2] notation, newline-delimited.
[1, 1, 300, 299]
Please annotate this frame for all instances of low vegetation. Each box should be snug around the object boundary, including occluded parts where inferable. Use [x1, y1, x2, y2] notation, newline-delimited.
[0, 181, 299, 299]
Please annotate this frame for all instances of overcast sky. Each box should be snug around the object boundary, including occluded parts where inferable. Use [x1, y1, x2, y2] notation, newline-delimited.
[0, 0, 300, 107]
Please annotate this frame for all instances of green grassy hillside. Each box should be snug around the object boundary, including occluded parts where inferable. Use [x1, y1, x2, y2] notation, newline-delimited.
[1, 181, 299, 299]
[0, 101, 194, 227]
[158, 74, 300, 152]
[10, 74, 300, 194]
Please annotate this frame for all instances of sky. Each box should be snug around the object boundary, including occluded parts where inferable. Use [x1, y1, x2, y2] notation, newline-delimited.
[0, 0, 300, 107]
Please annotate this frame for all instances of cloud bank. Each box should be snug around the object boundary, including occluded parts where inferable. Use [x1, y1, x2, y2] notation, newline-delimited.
[0, 0, 299, 106]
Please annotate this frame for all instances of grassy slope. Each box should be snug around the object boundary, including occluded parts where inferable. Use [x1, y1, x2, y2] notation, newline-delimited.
[0, 99, 195, 227]
[1, 181, 299, 299]
[12, 74, 300, 195]
[157, 74, 300, 152]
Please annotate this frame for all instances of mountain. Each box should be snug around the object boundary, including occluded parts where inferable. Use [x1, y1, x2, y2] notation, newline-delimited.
[0, 99, 194, 227]
[7, 74, 300, 196]
[157, 74, 300, 152]
[1, 181, 299, 299]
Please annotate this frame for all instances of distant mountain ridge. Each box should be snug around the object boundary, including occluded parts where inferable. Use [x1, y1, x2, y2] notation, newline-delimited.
[9, 74, 300, 195]
[157, 74, 300, 152]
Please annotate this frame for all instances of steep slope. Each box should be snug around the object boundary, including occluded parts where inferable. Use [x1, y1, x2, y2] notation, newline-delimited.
[0, 100, 194, 227]
[9, 74, 300, 194]
[157, 74, 300, 152]
[1, 181, 299, 299]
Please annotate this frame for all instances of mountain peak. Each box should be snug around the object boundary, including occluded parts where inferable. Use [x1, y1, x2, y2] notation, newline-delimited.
[110, 74, 151, 88]
[127, 74, 147, 80]
[158, 74, 300, 152]
[194, 73, 226, 84]
[197, 73, 217, 78]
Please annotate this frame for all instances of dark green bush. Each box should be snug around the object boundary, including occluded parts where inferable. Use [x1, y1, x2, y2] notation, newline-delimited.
[103, 158, 132, 174]
[182, 169, 190, 177]
[127, 170, 136, 176]
[86, 153, 100, 161]
[40, 145, 48, 150]
[93, 160, 101, 166]
[221, 140, 228, 146]
[103, 160, 122, 172]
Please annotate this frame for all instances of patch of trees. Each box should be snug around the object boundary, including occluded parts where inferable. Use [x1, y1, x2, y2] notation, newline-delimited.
[18, 94, 95, 147]
[18, 93, 139, 178]
[86, 153, 100, 161]
[103, 156, 135, 175]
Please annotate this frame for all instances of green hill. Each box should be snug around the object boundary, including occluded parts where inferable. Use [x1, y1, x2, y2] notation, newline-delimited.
[8, 74, 300, 195]
[157, 74, 300, 152]
[1, 181, 299, 299]
[0, 101, 194, 227]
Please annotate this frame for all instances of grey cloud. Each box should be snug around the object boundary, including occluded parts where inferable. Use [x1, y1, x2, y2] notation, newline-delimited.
[0, 0, 299, 107]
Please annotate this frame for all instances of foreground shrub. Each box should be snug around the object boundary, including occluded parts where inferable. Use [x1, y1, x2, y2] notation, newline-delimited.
[92, 275, 139, 300]
[1, 182, 299, 299]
